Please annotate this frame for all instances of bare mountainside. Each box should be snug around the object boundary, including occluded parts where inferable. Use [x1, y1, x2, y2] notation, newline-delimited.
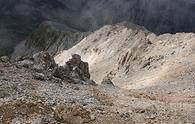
[1, 22, 195, 123]
[55, 22, 195, 92]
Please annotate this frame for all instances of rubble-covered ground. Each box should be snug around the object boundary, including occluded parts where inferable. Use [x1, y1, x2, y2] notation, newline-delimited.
[1, 60, 195, 124]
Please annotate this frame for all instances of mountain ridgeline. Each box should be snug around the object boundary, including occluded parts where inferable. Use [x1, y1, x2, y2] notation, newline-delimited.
[1, 0, 195, 56]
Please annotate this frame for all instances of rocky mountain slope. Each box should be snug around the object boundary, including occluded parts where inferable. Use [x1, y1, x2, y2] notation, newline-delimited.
[1, 54, 195, 123]
[55, 22, 195, 92]
[11, 21, 88, 59]
[1, 1, 195, 121]
[1, 21, 195, 123]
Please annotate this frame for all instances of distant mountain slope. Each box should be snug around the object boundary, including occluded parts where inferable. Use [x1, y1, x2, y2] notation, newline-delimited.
[55, 22, 195, 91]
[11, 21, 89, 59]
[0, 0, 86, 56]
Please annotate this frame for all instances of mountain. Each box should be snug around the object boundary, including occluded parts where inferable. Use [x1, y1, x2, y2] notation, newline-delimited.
[0, 0, 86, 56]
[55, 22, 195, 92]
[1, 0, 195, 56]
[11, 21, 89, 59]
[1, 22, 195, 123]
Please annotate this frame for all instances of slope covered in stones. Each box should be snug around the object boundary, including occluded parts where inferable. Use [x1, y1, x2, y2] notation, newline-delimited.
[1, 55, 195, 123]
[55, 22, 195, 92]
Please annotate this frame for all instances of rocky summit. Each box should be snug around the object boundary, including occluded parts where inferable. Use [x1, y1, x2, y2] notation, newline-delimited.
[1, 1, 195, 124]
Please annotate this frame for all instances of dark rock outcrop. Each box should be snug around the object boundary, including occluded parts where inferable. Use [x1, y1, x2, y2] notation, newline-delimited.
[15, 51, 95, 85]
[53, 54, 95, 85]
[33, 51, 56, 70]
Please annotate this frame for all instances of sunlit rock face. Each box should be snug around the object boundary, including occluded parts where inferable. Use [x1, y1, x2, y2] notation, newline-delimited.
[1, 0, 195, 56]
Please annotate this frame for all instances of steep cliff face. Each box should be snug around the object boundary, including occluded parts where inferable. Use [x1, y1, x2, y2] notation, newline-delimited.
[12, 21, 89, 59]
[55, 22, 195, 91]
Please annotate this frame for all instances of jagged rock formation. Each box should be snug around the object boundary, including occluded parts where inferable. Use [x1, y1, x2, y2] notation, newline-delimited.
[13, 51, 94, 85]
[11, 21, 89, 59]
[53, 54, 94, 85]
[55, 22, 195, 92]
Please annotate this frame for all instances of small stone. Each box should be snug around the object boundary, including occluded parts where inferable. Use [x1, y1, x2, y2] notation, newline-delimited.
[120, 112, 130, 120]
[90, 114, 96, 121]
[0, 70, 4, 76]
[144, 105, 158, 119]
[84, 80, 97, 86]
[32, 65, 44, 73]
[73, 86, 80, 90]
[72, 78, 86, 84]
[33, 73, 46, 81]
[11, 118, 22, 124]
[15, 59, 34, 68]
[101, 77, 114, 86]
[0, 90, 9, 98]
[32, 117, 46, 124]
[0, 56, 10, 63]
[52, 77, 62, 84]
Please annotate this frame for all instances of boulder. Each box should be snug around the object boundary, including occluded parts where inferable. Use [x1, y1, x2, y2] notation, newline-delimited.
[32, 65, 45, 73]
[52, 66, 70, 80]
[33, 51, 56, 70]
[15, 59, 34, 68]
[65, 54, 90, 81]
[33, 73, 47, 81]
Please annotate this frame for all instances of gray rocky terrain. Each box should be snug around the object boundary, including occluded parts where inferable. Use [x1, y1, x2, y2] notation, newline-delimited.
[1, 51, 195, 124]
[1, 1, 195, 123]
[1, 21, 195, 123]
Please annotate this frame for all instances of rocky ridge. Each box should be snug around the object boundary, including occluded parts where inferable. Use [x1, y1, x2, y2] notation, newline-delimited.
[55, 22, 195, 92]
